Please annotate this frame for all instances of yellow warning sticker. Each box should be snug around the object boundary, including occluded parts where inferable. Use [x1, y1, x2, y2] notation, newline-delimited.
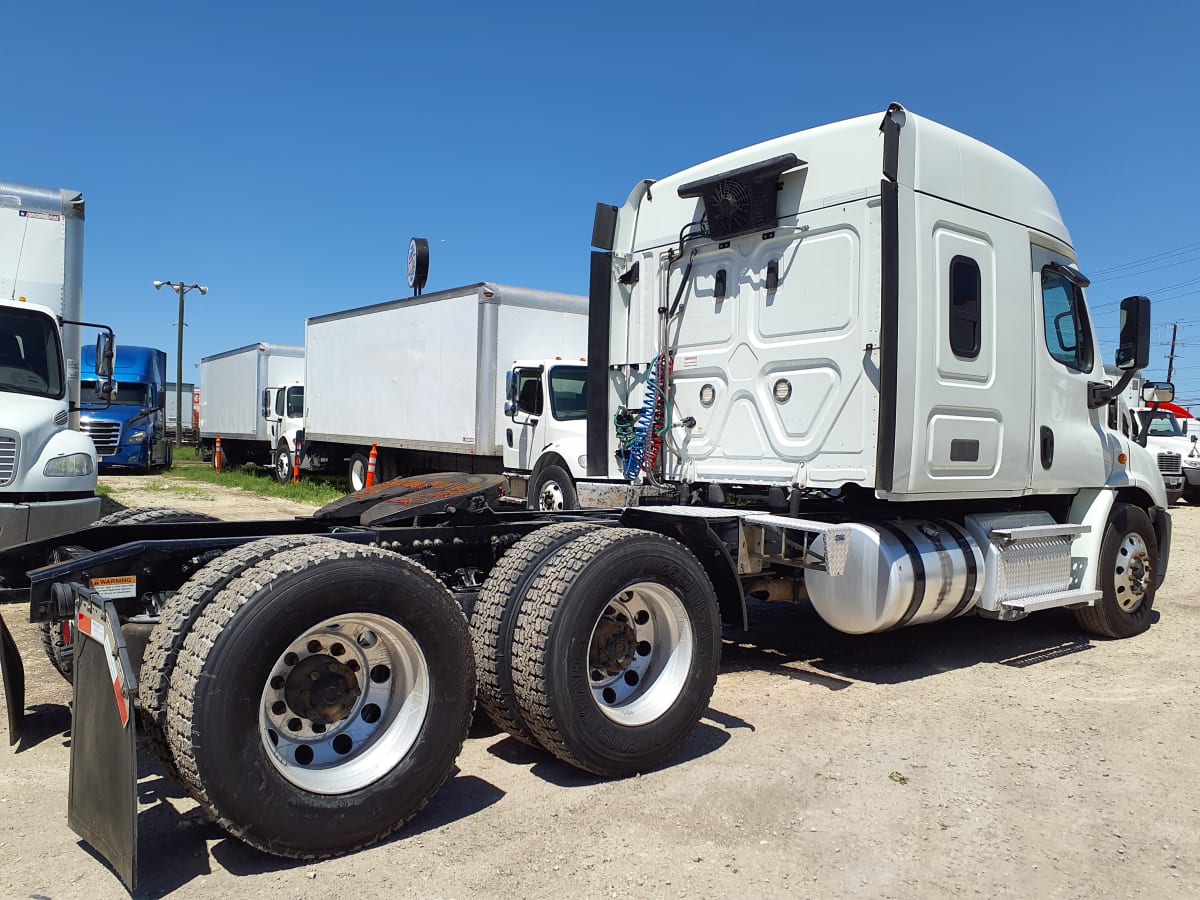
[88, 575, 137, 599]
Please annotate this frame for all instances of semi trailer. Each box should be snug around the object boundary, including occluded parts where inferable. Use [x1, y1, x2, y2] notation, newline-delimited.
[164, 381, 197, 443]
[0, 103, 1173, 890]
[197, 343, 304, 467]
[0, 182, 114, 549]
[292, 282, 591, 505]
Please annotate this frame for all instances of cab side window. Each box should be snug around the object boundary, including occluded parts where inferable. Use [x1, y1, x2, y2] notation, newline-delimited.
[516, 369, 543, 416]
[1040, 268, 1094, 372]
[948, 256, 981, 359]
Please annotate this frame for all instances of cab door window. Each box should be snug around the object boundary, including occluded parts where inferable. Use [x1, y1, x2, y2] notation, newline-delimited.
[1040, 268, 1094, 372]
[286, 386, 304, 418]
[516, 369, 543, 416]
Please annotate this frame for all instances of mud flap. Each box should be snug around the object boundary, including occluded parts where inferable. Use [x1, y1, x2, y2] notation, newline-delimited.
[0, 611, 25, 746]
[68, 593, 138, 893]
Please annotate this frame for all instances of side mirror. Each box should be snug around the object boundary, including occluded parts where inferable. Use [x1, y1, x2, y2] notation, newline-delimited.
[1115, 295, 1151, 371]
[261, 389, 270, 420]
[94, 333, 115, 378]
[1141, 381, 1175, 404]
[95, 378, 115, 402]
[505, 370, 518, 403]
[504, 400, 517, 416]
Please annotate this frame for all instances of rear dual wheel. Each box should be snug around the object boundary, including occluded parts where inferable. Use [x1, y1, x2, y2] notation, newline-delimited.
[507, 528, 721, 777]
[165, 540, 474, 857]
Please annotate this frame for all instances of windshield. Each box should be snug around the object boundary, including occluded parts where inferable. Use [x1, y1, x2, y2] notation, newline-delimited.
[548, 366, 587, 421]
[81, 380, 152, 407]
[1142, 411, 1184, 438]
[0, 306, 65, 399]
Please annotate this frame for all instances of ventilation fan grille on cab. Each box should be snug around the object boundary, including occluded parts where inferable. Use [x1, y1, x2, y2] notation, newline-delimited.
[677, 153, 802, 241]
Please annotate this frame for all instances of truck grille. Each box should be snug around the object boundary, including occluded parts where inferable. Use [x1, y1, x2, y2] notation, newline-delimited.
[80, 420, 121, 456]
[0, 434, 16, 487]
[1157, 452, 1182, 475]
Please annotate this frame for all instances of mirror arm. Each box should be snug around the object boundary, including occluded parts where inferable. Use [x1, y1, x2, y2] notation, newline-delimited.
[1087, 368, 1137, 410]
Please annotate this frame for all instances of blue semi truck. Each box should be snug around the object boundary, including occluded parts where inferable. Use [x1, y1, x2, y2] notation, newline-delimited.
[79, 345, 172, 473]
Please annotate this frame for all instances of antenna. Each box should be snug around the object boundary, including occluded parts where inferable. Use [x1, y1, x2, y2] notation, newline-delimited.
[9, 213, 30, 302]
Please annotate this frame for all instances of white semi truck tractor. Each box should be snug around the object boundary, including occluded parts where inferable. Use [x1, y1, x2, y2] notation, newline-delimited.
[0, 104, 1171, 890]
[0, 182, 113, 550]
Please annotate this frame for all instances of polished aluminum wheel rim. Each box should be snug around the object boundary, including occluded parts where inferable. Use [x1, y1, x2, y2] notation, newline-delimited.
[259, 613, 429, 794]
[538, 480, 566, 511]
[1113, 533, 1151, 612]
[586, 582, 693, 726]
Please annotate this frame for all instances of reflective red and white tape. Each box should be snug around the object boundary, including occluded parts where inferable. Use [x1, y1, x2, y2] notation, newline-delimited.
[76, 610, 131, 728]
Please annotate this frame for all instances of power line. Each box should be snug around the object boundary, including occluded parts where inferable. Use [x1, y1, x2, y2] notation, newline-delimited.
[1088, 239, 1200, 276]
[1091, 253, 1200, 283]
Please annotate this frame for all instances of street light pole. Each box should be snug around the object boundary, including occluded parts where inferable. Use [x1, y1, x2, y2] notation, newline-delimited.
[153, 280, 208, 445]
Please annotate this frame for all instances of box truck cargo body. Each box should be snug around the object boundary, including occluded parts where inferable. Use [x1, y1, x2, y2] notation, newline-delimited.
[298, 283, 587, 492]
[164, 381, 195, 440]
[0, 181, 110, 548]
[198, 343, 303, 466]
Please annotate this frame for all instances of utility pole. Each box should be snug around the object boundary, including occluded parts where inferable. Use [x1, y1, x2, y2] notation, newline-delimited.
[153, 281, 208, 444]
[1167, 322, 1179, 384]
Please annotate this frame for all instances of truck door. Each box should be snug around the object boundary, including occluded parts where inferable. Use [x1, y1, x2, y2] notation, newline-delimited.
[509, 366, 544, 470]
[263, 388, 282, 446]
[1028, 245, 1108, 492]
[892, 199, 1035, 497]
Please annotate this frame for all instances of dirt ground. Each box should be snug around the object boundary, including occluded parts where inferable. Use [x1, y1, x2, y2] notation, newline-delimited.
[0, 477, 1197, 898]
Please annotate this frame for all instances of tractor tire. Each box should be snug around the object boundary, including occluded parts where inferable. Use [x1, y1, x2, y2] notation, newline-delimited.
[1074, 503, 1159, 639]
[470, 522, 600, 745]
[39, 508, 221, 684]
[39, 619, 74, 683]
[139, 535, 335, 778]
[166, 541, 474, 858]
[510, 528, 720, 776]
[92, 507, 220, 527]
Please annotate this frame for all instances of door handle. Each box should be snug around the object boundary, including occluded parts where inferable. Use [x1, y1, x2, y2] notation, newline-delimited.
[1040, 426, 1054, 469]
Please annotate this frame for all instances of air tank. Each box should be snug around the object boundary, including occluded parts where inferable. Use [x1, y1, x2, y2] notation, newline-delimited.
[805, 519, 983, 634]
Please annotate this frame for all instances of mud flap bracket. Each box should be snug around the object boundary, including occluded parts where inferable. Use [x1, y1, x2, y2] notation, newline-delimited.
[68, 591, 139, 893]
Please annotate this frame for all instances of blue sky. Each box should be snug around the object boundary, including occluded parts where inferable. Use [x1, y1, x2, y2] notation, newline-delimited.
[6, 1, 1200, 403]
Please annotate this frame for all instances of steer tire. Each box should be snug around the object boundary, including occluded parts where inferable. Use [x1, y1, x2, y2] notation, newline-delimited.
[1074, 503, 1159, 639]
[510, 528, 721, 777]
[526, 464, 578, 511]
[471, 522, 601, 745]
[166, 541, 474, 858]
[139, 535, 335, 779]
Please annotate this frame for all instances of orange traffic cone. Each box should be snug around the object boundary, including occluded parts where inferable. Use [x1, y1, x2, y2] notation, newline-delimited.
[215, 434, 223, 473]
[293, 437, 302, 485]
[365, 443, 378, 488]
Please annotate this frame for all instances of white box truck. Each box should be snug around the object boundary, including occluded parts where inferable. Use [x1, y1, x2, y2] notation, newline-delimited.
[0, 103, 1176, 888]
[0, 181, 113, 549]
[295, 283, 589, 500]
[164, 380, 195, 441]
[198, 343, 303, 467]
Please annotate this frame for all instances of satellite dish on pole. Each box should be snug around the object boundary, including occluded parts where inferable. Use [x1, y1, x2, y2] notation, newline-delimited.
[407, 237, 430, 296]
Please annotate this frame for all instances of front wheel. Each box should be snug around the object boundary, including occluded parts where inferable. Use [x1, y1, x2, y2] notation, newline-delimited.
[274, 444, 293, 484]
[1074, 503, 1158, 639]
[527, 464, 578, 511]
[166, 542, 474, 857]
[510, 528, 721, 776]
[348, 453, 369, 492]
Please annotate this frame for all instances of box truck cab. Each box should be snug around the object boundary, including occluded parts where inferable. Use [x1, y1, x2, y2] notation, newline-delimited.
[0, 182, 112, 549]
[1130, 407, 1189, 502]
[79, 345, 170, 473]
[501, 358, 589, 510]
[262, 380, 304, 482]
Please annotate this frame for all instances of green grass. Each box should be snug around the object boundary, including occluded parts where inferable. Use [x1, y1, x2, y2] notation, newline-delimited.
[166, 445, 347, 506]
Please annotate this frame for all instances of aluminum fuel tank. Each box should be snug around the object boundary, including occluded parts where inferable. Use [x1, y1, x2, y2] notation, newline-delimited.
[805, 520, 983, 634]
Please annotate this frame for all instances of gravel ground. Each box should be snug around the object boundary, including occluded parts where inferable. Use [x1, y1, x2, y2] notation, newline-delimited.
[0, 479, 1196, 898]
